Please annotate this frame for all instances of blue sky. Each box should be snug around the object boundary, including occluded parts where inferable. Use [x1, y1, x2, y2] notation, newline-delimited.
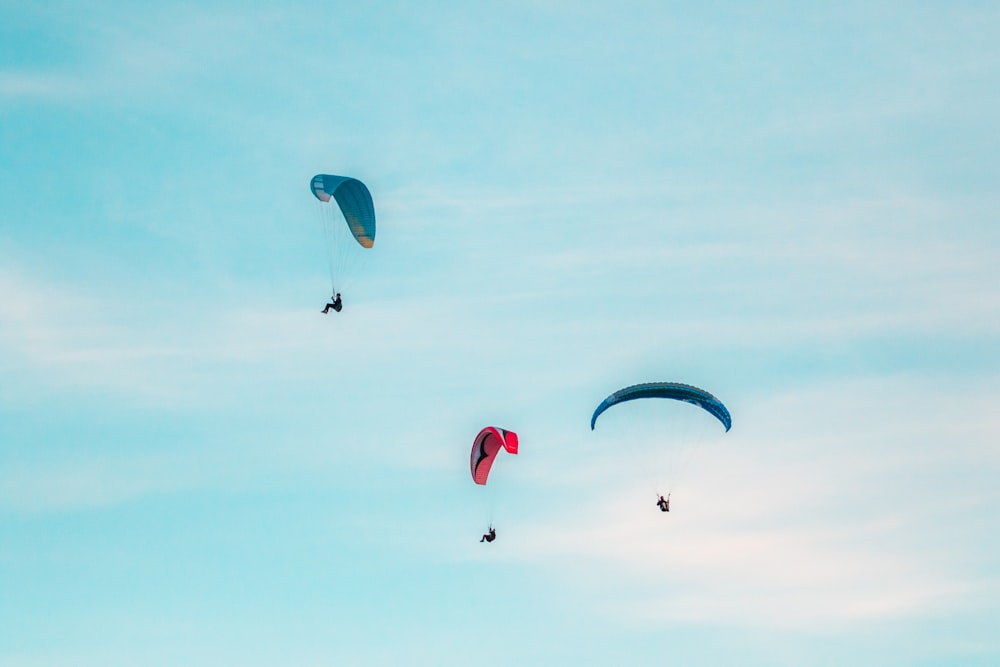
[2, 2, 999, 665]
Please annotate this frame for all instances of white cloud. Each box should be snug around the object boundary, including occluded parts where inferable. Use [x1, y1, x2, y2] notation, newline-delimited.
[0, 6, 294, 105]
[487, 376, 1000, 631]
[0, 71, 87, 99]
[0, 452, 195, 513]
[0, 255, 588, 399]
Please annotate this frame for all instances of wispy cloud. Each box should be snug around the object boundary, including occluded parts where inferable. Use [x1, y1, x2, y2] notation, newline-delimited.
[0, 5, 292, 105]
[487, 376, 1000, 630]
[0, 264, 568, 407]
[0, 71, 87, 99]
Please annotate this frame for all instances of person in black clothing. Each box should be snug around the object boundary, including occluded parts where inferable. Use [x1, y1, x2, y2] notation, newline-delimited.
[321, 293, 342, 314]
[656, 494, 670, 512]
[480, 527, 496, 543]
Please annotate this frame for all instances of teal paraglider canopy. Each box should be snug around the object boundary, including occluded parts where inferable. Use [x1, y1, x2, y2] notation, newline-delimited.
[310, 174, 376, 248]
[590, 382, 732, 432]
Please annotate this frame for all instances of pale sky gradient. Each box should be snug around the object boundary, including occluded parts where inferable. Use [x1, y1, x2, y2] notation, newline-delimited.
[2, 2, 999, 665]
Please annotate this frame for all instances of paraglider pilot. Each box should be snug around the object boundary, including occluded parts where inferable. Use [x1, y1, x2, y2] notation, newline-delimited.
[657, 494, 670, 512]
[321, 293, 342, 314]
[480, 526, 496, 543]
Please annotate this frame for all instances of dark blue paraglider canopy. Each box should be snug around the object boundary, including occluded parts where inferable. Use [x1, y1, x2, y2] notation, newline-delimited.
[590, 382, 732, 432]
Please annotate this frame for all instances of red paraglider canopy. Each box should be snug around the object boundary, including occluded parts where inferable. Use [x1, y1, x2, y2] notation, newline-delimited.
[470, 427, 518, 485]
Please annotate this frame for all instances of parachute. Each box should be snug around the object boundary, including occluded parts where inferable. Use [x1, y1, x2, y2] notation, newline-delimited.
[590, 382, 731, 499]
[310, 174, 375, 294]
[470, 427, 519, 485]
[310, 175, 376, 248]
[590, 382, 731, 432]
